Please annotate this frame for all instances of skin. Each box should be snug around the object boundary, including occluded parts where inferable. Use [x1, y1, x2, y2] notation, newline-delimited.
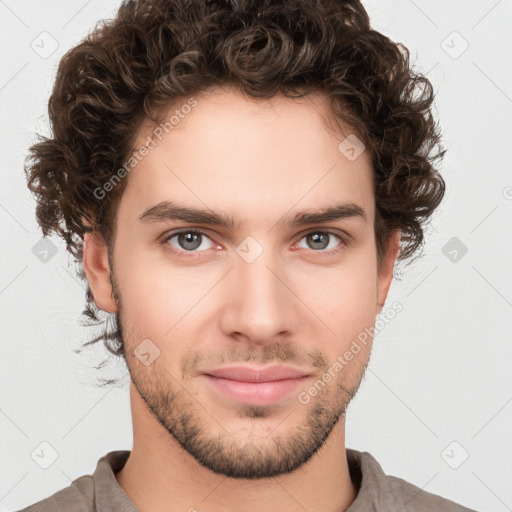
[83, 85, 401, 512]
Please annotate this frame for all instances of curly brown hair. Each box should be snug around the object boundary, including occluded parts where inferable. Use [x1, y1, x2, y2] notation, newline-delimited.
[24, 0, 446, 372]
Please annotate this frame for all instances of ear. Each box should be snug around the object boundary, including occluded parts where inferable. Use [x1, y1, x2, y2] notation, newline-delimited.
[376, 230, 401, 314]
[82, 230, 118, 313]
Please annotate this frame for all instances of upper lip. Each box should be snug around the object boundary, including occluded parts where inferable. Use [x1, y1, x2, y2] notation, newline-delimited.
[203, 365, 311, 382]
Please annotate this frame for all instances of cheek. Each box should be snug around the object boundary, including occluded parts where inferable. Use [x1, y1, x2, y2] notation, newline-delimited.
[306, 254, 378, 350]
[114, 246, 215, 335]
[314, 278, 377, 383]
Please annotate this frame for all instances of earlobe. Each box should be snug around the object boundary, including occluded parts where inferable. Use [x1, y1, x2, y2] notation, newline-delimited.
[82, 231, 118, 313]
[376, 230, 401, 314]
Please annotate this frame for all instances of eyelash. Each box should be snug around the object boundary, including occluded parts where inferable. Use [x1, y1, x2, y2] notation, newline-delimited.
[160, 228, 347, 259]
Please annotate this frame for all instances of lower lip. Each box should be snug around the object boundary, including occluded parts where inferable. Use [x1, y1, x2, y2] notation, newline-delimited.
[202, 375, 310, 406]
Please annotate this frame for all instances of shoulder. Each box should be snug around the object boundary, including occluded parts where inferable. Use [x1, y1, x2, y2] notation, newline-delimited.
[16, 474, 94, 512]
[385, 473, 478, 511]
[16, 450, 131, 512]
[346, 448, 478, 512]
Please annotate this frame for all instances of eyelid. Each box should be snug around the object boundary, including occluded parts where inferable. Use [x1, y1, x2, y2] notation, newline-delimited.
[294, 227, 351, 243]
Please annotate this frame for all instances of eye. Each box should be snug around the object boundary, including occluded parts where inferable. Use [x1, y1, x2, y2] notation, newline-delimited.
[161, 228, 346, 259]
[163, 229, 215, 256]
[296, 231, 344, 255]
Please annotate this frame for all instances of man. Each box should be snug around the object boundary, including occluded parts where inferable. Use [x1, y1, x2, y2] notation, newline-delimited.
[19, 0, 477, 510]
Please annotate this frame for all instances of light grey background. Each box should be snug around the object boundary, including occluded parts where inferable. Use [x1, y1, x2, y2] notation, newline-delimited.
[1, 1, 511, 511]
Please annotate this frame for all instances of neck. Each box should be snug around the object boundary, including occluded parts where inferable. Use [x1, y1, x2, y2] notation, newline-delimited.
[115, 384, 358, 512]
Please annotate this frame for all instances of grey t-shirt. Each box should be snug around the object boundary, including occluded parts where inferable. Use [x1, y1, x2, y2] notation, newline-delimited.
[17, 449, 477, 511]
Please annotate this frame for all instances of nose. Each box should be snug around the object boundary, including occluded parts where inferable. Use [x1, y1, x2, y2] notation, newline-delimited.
[218, 242, 299, 346]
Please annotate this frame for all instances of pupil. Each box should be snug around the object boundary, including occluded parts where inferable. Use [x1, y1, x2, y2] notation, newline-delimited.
[180, 232, 201, 250]
[309, 233, 328, 250]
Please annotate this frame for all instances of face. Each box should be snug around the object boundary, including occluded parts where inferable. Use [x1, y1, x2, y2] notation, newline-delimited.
[86, 86, 398, 479]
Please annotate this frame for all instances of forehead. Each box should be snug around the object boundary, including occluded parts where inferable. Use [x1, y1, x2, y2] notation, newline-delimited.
[121, 86, 375, 229]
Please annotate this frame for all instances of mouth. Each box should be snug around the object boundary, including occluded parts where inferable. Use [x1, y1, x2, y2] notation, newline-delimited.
[201, 365, 312, 406]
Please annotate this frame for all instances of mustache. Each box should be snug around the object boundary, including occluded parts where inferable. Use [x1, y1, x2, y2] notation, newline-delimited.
[182, 343, 327, 374]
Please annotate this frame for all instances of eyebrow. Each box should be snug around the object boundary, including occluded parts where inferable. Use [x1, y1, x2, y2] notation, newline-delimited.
[138, 200, 367, 229]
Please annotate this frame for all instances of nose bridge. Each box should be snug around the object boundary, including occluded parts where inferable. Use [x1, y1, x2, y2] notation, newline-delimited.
[236, 237, 287, 309]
